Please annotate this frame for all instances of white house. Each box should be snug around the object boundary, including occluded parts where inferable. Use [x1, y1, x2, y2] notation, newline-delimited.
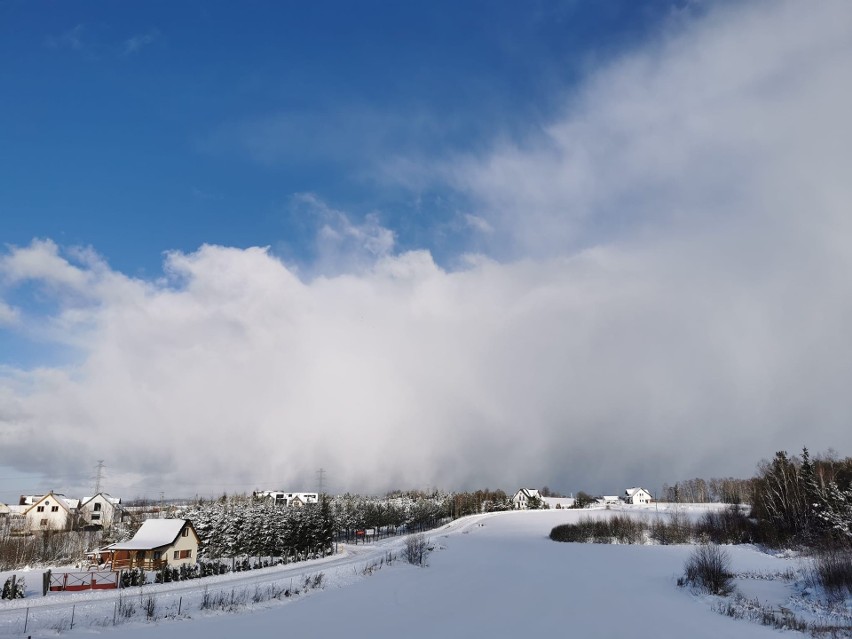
[512, 488, 544, 510]
[253, 491, 319, 507]
[624, 487, 653, 505]
[599, 496, 621, 506]
[23, 492, 79, 531]
[107, 519, 199, 570]
[79, 493, 123, 528]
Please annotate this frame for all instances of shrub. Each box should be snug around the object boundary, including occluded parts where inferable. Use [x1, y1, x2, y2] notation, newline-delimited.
[695, 507, 756, 545]
[405, 533, 428, 566]
[807, 545, 852, 601]
[650, 510, 693, 545]
[549, 522, 585, 542]
[550, 516, 648, 544]
[118, 597, 136, 619]
[1, 576, 24, 599]
[681, 544, 734, 595]
[143, 595, 157, 621]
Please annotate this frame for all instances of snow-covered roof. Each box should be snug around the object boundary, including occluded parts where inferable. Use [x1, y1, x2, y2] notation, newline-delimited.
[514, 488, 542, 500]
[81, 493, 122, 507]
[22, 492, 79, 513]
[109, 519, 190, 550]
[625, 487, 650, 497]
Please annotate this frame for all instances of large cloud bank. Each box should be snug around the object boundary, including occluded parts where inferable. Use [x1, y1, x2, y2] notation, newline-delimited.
[2, 0, 852, 497]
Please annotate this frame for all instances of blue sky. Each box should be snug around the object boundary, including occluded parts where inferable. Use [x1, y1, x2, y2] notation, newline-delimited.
[2, 0, 852, 503]
[1, 1, 683, 275]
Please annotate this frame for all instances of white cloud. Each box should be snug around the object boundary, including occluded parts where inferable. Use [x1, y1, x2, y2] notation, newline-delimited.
[444, 0, 852, 261]
[1, 239, 90, 290]
[123, 29, 160, 55]
[44, 25, 84, 51]
[0, 301, 18, 327]
[290, 193, 395, 275]
[2, 0, 852, 497]
[463, 214, 494, 235]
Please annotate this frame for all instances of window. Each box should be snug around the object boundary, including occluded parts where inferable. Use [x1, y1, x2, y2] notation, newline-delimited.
[51, 506, 59, 512]
[175, 549, 192, 559]
[91, 513, 101, 520]
[173, 550, 179, 560]
[36, 506, 44, 512]
[40, 519, 48, 526]
[153, 551, 161, 560]
[94, 503, 102, 511]
[182, 527, 189, 537]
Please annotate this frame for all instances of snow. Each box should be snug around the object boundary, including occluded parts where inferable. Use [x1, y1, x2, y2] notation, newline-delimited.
[0, 508, 846, 637]
[109, 519, 186, 550]
[542, 497, 575, 509]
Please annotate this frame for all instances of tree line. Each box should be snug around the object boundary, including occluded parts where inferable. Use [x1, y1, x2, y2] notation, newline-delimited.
[664, 447, 852, 546]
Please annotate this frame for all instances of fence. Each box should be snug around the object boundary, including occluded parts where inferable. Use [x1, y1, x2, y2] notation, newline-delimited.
[49, 571, 119, 592]
[0, 563, 340, 636]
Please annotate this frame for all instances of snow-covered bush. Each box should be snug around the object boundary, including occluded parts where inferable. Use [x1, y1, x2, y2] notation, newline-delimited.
[1, 575, 25, 599]
[405, 533, 429, 566]
[680, 544, 734, 595]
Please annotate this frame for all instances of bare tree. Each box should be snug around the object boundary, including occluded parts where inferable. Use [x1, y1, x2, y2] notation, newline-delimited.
[405, 533, 428, 567]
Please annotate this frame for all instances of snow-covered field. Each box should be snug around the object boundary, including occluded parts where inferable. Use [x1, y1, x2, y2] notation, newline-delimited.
[1, 507, 848, 638]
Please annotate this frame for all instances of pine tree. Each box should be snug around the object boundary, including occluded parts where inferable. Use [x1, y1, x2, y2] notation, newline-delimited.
[818, 481, 852, 539]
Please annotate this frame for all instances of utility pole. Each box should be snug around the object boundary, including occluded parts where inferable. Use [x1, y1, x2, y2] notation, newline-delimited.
[93, 460, 105, 494]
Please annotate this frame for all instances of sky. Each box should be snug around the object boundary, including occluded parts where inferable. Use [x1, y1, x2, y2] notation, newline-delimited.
[1, 0, 852, 502]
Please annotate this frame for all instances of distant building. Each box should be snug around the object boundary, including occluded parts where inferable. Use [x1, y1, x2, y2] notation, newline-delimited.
[624, 487, 653, 505]
[22, 492, 79, 531]
[512, 488, 544, 510]
[79, 493, 123, 528]
[253, 491, 319, 507]
[0, 502, 9, 535]
[2, 504, 27, 534]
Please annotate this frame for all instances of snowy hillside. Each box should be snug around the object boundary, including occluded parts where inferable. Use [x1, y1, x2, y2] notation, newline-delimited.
[0, 507, 845, 638]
